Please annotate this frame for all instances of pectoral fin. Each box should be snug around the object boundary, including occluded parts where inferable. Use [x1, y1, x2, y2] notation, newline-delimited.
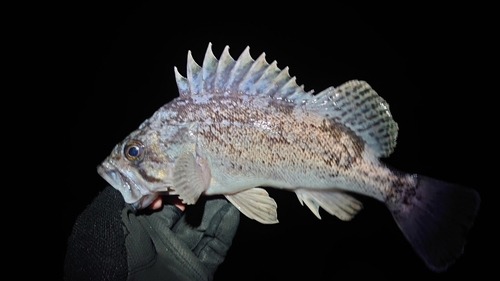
[171, 152, 211, 205]
[225, 188, 278, 224]
[296, 189, 363, 221]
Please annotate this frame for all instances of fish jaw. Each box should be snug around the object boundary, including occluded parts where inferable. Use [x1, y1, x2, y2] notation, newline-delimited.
[97, 162, 159, 209]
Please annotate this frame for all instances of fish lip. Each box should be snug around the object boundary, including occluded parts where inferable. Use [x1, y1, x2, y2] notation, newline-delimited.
[97, 165, 123, 191]
[97, 162, 143, 207]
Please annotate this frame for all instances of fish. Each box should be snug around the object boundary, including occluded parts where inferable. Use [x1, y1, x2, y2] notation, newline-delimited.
[97, 43, 480, 272]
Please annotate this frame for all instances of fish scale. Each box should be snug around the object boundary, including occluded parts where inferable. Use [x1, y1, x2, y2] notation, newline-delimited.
[98, 43, 480, 273]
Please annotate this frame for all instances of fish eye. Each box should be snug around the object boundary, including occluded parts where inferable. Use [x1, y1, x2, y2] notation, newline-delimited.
[124, 140, 145, 162]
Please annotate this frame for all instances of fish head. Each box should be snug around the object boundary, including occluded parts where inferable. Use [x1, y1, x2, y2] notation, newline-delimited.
[97, 127, 177, 209]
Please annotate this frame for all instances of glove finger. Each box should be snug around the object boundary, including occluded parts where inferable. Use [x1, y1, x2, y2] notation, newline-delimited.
[145, 203, 184, 229]
[191, 199, 240, 275]
[172, 197, 216, 250]
[129, 204, 215, 281]
[124, 203, 183, 272]
[173, 197, 236, 249]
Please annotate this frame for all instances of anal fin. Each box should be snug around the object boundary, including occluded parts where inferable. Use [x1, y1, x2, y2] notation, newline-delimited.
[225, 188, 278, 224]
[171, 152, 211, 205]
[295, 189, 363, 221]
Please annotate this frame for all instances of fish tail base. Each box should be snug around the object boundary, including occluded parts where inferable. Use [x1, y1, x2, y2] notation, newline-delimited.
[387, 175, 480, 272]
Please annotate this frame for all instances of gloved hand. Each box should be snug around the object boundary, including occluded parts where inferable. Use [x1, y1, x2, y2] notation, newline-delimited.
[64, 186, 240, 281]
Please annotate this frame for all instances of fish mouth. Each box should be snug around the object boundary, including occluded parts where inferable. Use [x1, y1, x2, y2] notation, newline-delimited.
[97, 163, 144, 208]
[97, 165, 124, 191]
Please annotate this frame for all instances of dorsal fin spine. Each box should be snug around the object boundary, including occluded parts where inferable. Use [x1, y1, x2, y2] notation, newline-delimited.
[174, 66, 189, 97]
[262, 66, 290, 97]
[214, 46, 235, 94]
[202, 42, 218, 94]
[273, 76, 298, 99]
[226, 46, 254, 93]
[237, 52, 268, 95]
[186, 51, 202, 95]
[250, 60, 280, 95]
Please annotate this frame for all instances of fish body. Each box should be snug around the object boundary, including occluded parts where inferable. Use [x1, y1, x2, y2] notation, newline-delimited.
[98, 43, 480, 272]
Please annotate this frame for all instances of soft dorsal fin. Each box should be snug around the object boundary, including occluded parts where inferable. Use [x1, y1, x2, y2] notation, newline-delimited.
[308, 80, 398, 157]
[174, 43, 398, 157]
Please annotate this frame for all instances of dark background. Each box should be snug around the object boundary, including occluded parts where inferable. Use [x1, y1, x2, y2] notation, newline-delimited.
[65, 2, 494, 280]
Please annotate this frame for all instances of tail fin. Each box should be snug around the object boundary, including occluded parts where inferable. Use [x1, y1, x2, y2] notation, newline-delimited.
[387, 175, 480, 272]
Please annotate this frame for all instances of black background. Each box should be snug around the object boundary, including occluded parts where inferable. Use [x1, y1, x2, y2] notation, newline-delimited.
[65, 2, 495, 280]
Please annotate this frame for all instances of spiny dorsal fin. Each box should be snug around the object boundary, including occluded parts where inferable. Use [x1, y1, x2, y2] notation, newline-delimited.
[174, 42, 308, 99]
[174, 43, 398, 157]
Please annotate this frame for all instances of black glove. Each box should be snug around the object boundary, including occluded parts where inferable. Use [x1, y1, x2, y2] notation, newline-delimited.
[64, 186, 240, 281]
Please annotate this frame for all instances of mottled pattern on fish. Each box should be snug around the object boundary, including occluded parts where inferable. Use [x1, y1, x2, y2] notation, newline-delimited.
[98, 43, 480, 273]
[139, 92, 414, 204]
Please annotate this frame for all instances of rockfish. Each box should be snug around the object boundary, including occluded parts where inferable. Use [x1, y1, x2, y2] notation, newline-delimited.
[98, 43, 480, 272]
